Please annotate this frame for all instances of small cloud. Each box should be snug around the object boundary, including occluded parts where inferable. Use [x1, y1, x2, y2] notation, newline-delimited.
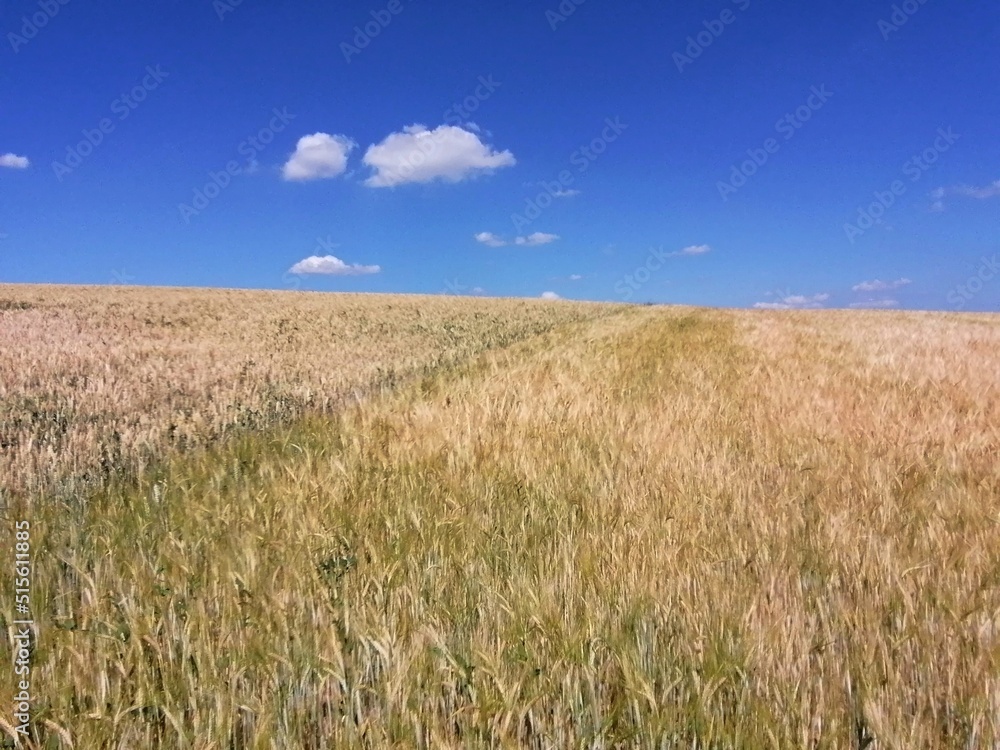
[477, 231, 559, 247]
[671, 244, 711, 257]
[753, 292, 829, 310]
[523, 180, 578, 198]
[363, 124, 515, 187]
[288, 255, 380, 275]
[540, 291, 561, 300]
[474, 231, 507, 247]
[568, 274, 583, 281]
[852, 278, 911, 292]
[930, 187, 946, 212]
[471, 286, 486, 294]
[282, 133, 357, 182]
[515, 232, 559, 246]
[0, 153, 30, 169]
[955, 181, 1000, 199]
[930, 180, 1000, 210]
[849, 299, 899, 309]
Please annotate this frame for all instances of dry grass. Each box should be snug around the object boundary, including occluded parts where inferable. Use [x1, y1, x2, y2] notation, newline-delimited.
[0, 284, 614, 502]
[1, 288, 998, 748]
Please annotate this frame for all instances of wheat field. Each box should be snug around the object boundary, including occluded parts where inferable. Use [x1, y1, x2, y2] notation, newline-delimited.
[0, 285, 612, 504]
[1, 286, 999, 748]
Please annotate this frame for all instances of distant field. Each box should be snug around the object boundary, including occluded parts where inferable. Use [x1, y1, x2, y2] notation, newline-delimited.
[0, 285, 614, 502]
[1, 287, 999, 748]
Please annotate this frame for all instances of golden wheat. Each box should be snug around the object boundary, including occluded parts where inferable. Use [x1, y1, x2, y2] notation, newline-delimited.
[1, 288, 998, 748]
[0, 284, 613, 503]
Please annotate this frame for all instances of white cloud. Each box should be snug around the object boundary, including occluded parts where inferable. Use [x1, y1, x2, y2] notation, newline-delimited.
[753, 293, 829, 310]
[930, 180, 1000, 210]
[288, 255, 380, 275]
[474, 231, 507, 247]
[471, 286, 486, 294]
[849, 299, 899, 309]
[673, 244, 711, 257]
[282, 133, 356, 182]
[852, 278, 911, 292]
[540, 291, 561, 300]
[514, 232, 559, 246]
[956, 181, 1000, 199]
[930, 187, 947, 212]
[569, 274, 582, 281]
[475, 231, 559, 247]
[0, 153, 29, 169]
[553, 188, 580, 198]
[363, 124, 515, 187]
[654, 244, 713, 259]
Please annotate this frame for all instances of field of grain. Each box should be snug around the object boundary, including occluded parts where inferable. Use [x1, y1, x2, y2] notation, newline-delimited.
[2, 286, 999, 748]
[0, 285, 614, 503]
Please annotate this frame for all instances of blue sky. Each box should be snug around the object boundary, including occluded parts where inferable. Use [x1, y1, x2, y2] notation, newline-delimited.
[1, 0, 997, 310]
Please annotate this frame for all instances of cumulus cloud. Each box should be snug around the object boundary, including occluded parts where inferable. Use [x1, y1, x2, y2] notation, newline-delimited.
[753, 293, 830, 310]
[849, 299, 899, 309]
[514, 232, 559, 246]
[931, 180, 1000, 211]
[0, 153, 29, 169]
[363, 124, 515, 187]
[288, 255, 380, 275]
[474, 231, 506, 247]
[282, 133, 356, 181]
[852, 278, 911, 292]
[569, 274, 582, 281]
[540, 291, 561, 300]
